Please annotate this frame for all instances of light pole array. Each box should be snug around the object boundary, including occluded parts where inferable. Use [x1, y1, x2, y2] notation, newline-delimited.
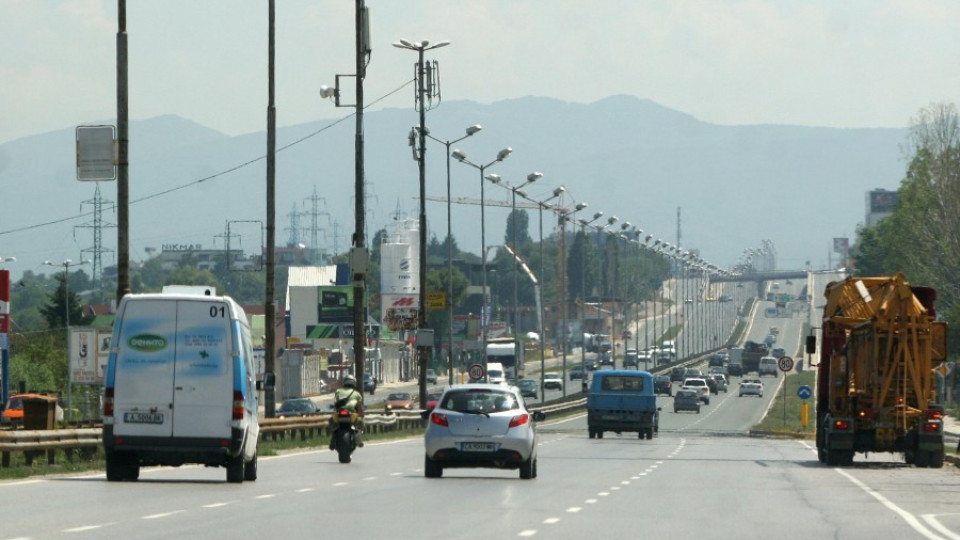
[423, 125, 482, 385]
[529, 187, 564, 401]
[452, 147, 512, 368]
[578, 212, 603, 378]
[557, 201, 587, 395]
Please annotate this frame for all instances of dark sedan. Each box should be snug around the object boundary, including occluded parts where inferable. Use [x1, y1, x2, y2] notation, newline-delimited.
[653, 375, 673, 396]
[277, 398, 319, 418]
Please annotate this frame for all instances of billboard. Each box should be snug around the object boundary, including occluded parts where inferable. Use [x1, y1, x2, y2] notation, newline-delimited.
[317, 285, 354, 322]
[833, 237, 849, 254]
[69, 328, 111, 384]
[869, 189, 898, 213]
[382, 293, 419, 331]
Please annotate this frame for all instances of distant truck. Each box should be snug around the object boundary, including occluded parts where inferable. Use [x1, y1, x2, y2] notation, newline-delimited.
[586, 370, 660, 440]
[741, 341, 769, 375]
[486, 337, 525, 382]
[726, 346, 743, 376]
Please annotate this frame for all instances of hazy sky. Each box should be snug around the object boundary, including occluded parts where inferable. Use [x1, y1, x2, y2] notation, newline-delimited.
[3, 0, 959, 146]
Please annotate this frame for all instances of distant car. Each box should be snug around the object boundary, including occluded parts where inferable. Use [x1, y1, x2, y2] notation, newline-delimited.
[599, 351, 614, 367]
[727, 363, 743, 377]
[426, 369, 438, 384]
[739, 378, 764, 397]
[584, 358, 599, 371]
[543, 373, 564, 390]
[425, 392, 443, 412]
[277, 398, 319, 418]
[673, 390, 701, 413]
[363, 373, 377, 395]
[709, 373, 728, 393]
[1, 393, 65, 425]
[384, 392, 415, 412]
[705, 376, 719, 394]
[764, 334, 777, 346]
[569, 365, 586, 380]
[653, 375, 673, 396]
[771, 347, 786, 359]
[423, 384, 544, 479]
[517, 379, 538, 399]
[670, 367, 687, 382]
[681, 378, 711, 404]
[623, 349, 639, 368]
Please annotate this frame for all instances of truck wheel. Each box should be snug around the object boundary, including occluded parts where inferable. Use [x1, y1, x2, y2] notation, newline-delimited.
[914, 449, 931, 468]
[226, 453, 245, 483]
[930, 449, 945, 469]
[243, 452, 258, 481]
[597, 431, 604, 439]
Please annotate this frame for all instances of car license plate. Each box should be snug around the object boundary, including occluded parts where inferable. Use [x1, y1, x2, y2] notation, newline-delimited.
[124, 412, 164, 424]
[460, 442, 497, 452]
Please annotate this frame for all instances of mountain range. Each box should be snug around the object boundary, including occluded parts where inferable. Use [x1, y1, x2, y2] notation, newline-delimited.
[0, 95, 910, 282]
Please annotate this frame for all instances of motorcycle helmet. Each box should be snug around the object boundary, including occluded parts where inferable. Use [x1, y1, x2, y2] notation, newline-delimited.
[343, 375, 357, 388]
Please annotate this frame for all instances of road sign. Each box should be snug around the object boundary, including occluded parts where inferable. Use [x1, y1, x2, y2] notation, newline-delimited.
[797, 385, 812, 400]
[426, 291, 446, 310]
[468, 363, 485, 381]
[76, 125, 117, 181]
[778, 356, 794, 372]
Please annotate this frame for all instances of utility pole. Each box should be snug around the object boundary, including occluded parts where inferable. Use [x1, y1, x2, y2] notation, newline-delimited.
[116, 0, 130, 302]
[264, 0, 277, 417]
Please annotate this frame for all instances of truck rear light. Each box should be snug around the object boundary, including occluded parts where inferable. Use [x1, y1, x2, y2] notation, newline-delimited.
[509, 414, 530, 428]
[232, 390, 244, 420]
[430, 413, 449, 427]
[104, 387, 114, 417]
[924, 421, 941, 433]
[833, 419, 850, 431]
[858, 408, 875, 419]
[924, 409, 943, 420]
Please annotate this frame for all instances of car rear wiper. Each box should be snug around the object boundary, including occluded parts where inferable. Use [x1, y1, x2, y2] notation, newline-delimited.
[463, 409, 491, 418]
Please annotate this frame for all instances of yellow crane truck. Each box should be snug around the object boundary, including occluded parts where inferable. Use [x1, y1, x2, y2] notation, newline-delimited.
[812, 273, 946, 467]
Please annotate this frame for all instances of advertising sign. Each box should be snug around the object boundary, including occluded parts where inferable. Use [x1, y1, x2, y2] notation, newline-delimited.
[317, 285, 354, 322]
[76, 125, 117, 181]
[382, 293, 420, 331]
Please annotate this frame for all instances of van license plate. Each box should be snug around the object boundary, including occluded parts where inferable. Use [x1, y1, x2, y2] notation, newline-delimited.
[124, 412, 164, 424]
[461, 442, 497, 452]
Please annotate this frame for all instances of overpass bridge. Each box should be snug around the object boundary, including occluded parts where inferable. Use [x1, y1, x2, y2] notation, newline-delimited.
[711, 270, 808, 283]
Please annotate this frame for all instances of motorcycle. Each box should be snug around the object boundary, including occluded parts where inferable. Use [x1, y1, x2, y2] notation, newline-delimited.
[330, 407, 359, 464]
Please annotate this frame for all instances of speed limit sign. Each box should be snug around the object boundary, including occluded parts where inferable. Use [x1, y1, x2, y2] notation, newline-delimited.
[778, 356, 794, 372]
[469, 363, 486, 380]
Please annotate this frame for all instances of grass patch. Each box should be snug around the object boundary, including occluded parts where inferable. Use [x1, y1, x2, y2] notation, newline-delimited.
[752, 369, 817, 437]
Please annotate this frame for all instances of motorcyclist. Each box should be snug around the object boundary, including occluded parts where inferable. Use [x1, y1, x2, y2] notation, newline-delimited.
[329, 375, 364, 449]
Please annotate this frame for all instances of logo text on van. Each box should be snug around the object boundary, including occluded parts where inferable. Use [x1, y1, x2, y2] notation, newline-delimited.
[128, 334, 168, 352]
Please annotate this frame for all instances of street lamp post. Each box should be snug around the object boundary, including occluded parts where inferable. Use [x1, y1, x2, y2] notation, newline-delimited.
[393, 38, 450, 405]
[578, 212, 603, 382]
[45, 259, 90, 423]
[529, 187, 564, 401]
[452, 148, 512, 369]
[423, 125, 482, 385]
[486, 172, 542, 340]
[557, 201, 587, 395]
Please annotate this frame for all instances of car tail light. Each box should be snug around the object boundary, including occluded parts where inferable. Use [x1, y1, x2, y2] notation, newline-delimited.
[924, 409, 943, 420]
[232, 390, 244, 420]
[431, 413, 449, 427]
[509, 414, 529, 428]
[924, 421, 941, 433]
[833, 419, 850, 431]
[338, 409, 351, 418]
[103, 387, 114, 417]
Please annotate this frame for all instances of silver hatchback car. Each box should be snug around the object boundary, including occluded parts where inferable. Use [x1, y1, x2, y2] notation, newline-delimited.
[423, 384, 545, 479]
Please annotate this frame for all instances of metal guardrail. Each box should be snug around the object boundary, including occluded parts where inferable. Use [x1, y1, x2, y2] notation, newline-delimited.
[0, 428, 101, 467]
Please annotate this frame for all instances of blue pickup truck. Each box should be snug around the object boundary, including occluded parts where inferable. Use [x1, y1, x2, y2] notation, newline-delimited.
[587, 370, 660, 440]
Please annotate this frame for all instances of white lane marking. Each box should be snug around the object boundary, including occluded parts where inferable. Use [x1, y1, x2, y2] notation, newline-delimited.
[255, 494, 277, 499]
[390, 472, 403, 476]
[585, 499, 597, 504]
[620, 480, 630, 485]
[566, 507, 582, 513]
[296, 488, 315, 493]
[598, 492, 610, 497]
[518, 530, 538, 537]
[142, 511, 184, 520]
[543, 518, 560, 524]
[202, 502, 229, 508]
[63, 523, 114, 533]
[1, 480, 43, 488]
[656, 461, 664, 465]
[921, 515, 960, 540]
[835, 469, 947, 540]
[363, 476, 376, 481]
[638, 473, 648, 476]
[630, 476, 640, 480]
[332, 482, 348, 487]
[610, 486, 620, 490]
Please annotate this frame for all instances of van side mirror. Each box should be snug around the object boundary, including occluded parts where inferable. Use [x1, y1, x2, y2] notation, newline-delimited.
[257, 372, 276, 390]
[805, 335, 816, 355]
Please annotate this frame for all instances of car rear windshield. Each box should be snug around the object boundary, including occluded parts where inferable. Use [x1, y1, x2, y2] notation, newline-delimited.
[599, 375, 645, 392]
[441, 389, 518, 413]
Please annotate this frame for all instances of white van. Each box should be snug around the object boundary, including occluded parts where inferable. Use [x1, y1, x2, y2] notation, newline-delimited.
[486, 362, 506, 385]
[102, 292, 260, 483]
[758, 356, 779, 377]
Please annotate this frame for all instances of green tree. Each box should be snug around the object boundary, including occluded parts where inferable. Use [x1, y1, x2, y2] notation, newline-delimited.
[40, 273, 88, 336]
[9, 330, 66, 394]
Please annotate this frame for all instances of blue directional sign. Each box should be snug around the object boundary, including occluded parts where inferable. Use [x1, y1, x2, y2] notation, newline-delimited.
[797, 385, 813, 400]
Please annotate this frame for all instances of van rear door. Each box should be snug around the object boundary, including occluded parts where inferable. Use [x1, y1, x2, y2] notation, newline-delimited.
[170, 299, 233, 439]
[113, 300, 178, 438]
